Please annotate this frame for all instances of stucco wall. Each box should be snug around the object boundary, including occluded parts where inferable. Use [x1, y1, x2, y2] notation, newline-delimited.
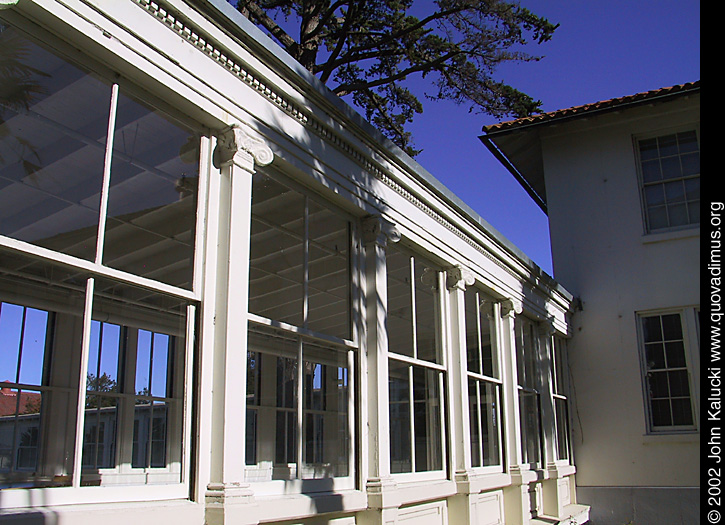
[540, 98, 700, 488]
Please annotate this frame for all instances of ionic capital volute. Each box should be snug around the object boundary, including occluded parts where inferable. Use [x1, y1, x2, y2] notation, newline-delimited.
[500, 297, 522, 319]
[213, 124, 274, 169]
[446, 265, 475, 291]
[362, 215, 400, 247]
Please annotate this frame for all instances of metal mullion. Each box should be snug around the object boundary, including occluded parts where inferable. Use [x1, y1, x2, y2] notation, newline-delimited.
[467, 370, 503, 385]
[95, 83, 120, 265]
[296, 338, 303, 476]
[181, 304, 195, 483]
[476, 379, 483, 467]
[346, 349, 354, 480]
[72, 277, 96, 487]
[496, 383, 504, 467]
[475, 292, 483, 376]
[438, 369, 446, 472]
[388, 353, 446, 373]
[408, 364, 415, 472]
[409, 256, 418, 359]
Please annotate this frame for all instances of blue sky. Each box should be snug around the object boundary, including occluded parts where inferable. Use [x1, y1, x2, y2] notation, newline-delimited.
[405, 0, 700, 276]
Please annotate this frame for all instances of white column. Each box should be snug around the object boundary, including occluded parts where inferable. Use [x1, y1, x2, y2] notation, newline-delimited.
[445, 266, 475, 480]
[500, 298, 534, 525]
[359, 215, 402, 524]
[205, 125, 273, 525]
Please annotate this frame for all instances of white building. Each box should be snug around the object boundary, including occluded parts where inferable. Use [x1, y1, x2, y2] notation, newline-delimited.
[0, 0, 589, 523]
[481, 81, 700, 524]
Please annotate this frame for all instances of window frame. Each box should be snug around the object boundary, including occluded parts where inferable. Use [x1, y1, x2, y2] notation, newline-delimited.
[463, 286, 504, 474]
[243, 169, 360, 495]
[514, 315, 544, 470]
[634, 126, 700, 235]
[385, 244, 448, 482]
[551, 336, 571, 464]
[0, 9, 206, 507]
[636, 308, 700, 434]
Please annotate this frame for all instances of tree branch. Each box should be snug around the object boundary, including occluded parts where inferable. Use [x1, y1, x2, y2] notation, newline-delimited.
[333, 50, 460, 95]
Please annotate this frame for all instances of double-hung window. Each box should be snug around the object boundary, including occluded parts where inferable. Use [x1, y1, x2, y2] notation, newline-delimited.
[636, 130, 700, 233]
[515, 316, 543, 468]
[464, 287, 503, 470]
[245, 170, 356, 491]
[638, 311, 697, 432]
[386, 244, 446, 477]
[0, 13, 200, 499]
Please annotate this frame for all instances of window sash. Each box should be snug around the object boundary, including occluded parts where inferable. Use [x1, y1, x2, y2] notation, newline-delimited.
[638, 312, 697, 432]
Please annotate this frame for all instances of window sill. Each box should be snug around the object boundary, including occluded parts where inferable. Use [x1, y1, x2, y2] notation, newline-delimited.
[642, 431, 699, 445]
[0, 499, 201, 523]
[641, 226, 699, 244]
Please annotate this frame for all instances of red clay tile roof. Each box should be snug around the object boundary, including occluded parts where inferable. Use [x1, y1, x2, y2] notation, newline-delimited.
[482, 80, 700, 134]
[0, 386, 42, 417]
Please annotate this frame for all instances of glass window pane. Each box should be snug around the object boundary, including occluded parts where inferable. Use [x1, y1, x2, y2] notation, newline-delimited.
[386, 246, 414, 358]
[464, 289, 481, 375]
[659, 156, 682, 180]
[680, 152, 699, 176]
[414, 260, 439, 363]
[85, 278, 189, 483]
[644, 184, 664, 207]
[644, 343, 665, 370]
[103, 92, 199, 289]
[388, 359, 411, 473]
[412, 366, 442, 472]
[0, 256, 85, 488]
[640, 160, 661, 183]
[0, 19, 111, 260]
[671, 398, 693, 426]
[657, 134, 678, 157]
[249, 174, 305, 327]
[479, 381, 501, 467]
[468, 379, 481, 467]
[638, 138, 658, 161]
[555, 397, 569, 461]
[646, 205, 668, 230]
[307, 202, 351, 339]
[661, 314, 683, 340]
[650, 399, 672, 427]
[648, 371, 669, 399]
[301, 343, 349, 479]
[519, 390, 541, 466]
[0, 302, 23, 382]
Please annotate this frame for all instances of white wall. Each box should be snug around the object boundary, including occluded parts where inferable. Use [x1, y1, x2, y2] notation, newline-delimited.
[540, 98, 700, 488]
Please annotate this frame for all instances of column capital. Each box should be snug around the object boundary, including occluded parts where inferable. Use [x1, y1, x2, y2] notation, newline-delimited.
[214, 124, 274, 169]
[362, 215, 400, 247]
[501, 297, 523, 318]
[538, 316, 557, 337]
[446, 265, 475, 291]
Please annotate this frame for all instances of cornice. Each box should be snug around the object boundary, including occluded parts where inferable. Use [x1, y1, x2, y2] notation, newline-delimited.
[130, 0, 572, 306]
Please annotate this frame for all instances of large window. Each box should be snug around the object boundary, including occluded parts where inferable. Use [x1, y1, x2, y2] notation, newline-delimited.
[464, 287, 503, 470]
[639, 312, 697, 432]
[637, 130, 700, 233]
[386, 244, 445, 476]
[515, 316, 542, 468]
[0, 14, 200, 289]
[0, 256, 194, 489]
[0, 14, 200, 495]
[245, 171, 355, 490]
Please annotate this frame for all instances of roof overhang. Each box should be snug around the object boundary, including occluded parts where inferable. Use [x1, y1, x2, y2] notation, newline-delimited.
[478, 81, 701, 215]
